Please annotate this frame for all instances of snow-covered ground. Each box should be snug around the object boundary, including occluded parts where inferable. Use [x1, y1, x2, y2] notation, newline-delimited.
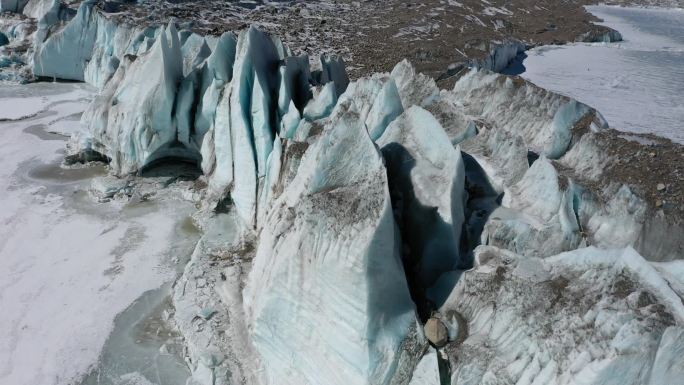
[0, 83, 199, 385]
[521, 5, 684, 143]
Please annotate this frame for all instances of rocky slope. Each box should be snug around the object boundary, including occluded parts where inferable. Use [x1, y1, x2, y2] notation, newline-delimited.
[1, 0, 624, 83]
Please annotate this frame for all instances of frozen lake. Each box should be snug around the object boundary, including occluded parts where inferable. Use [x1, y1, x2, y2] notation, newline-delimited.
[0, 83, 199, 385]
[521, 5, 684, 144]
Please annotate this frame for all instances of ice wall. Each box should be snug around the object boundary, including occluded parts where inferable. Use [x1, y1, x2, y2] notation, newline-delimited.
[244, 108, 418, 385]
[470, 39, 526, 73]
[377, 106, 467, 307]
[0, 0, 28, 13]
[80, 23, 186, 174]
[33, 1, 97, 81]
[451, 68, 601, 159]
[22, 0, 53, 19]
[32, 1, 160, 87]
[50, 8, 345, 230]
[482, 157, 582, 258]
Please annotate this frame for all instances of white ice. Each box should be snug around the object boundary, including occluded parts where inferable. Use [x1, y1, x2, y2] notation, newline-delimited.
[0, 83, 198, 385]
[244, 108, 417, 385]
[522, 5, 684, 144]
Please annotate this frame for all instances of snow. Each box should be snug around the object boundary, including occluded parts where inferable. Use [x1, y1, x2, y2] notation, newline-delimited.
[172, 212, 263, 385]
[0, 85, 88, 121]
[0, 83, 199, 385]
[521, 5, 684, 144]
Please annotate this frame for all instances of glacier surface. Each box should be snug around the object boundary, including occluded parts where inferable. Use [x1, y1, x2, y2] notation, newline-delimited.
[1, 3, 683, 385]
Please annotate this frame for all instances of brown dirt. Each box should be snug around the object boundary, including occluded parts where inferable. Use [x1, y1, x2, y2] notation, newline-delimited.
[597, 130, 684, 216]
[98, 0, 622, 79]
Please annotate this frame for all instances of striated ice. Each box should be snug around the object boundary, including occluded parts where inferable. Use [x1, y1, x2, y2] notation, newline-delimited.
[80, 22, 185, 174]
[84, 12, 146, 88]
[0, 0, 28, 13]
[332, 74, 404, 141]
[276, 56, 310, 137]
[318, 54, 349, 97]
[227, 27, 279, 227]
[244, 107, 417, 385]
[390, 59, 439, 108]
[450, 68, 601, 159]
[33, 1, 95, 81]
[483, 157, 581, 257]
[194, 32, 237, 140]
[366, 78, 404, 140]
[204, 84, 233, 194]
[22, 0, 53, 18]
[377, 105, 466, 304]
[303, 81, 337, 121]
[257, 135, 283, 225]
[442, 245, 684, 385]
[649, 327, 684, 385]
[180, 32, 210, 76]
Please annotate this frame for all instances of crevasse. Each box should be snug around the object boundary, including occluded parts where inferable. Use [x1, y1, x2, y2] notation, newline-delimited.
[23, 2, 684, 385]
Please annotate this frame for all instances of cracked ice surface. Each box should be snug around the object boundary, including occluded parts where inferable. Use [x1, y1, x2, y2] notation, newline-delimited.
[0, 83, 200, 385]
[441, 246, 684, 385]
[244, 108, 417, 385]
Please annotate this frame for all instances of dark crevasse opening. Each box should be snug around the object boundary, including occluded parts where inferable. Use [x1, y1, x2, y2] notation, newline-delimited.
[138, 141, 203, 181]
[139, 158, 202, 181]
[500, 51, 528, 76]
[382, 143, 469, 323]
[461, 152, 502, 253]
[437, 350, 452, 385]
[527, 150, 540, 166]
[65, 148, 111, 165]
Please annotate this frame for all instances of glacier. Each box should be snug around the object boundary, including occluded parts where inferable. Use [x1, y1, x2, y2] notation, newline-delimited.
[1, 2, 683, 385]
[440, 246, 684, 385]
[244, 108, 417, 385]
